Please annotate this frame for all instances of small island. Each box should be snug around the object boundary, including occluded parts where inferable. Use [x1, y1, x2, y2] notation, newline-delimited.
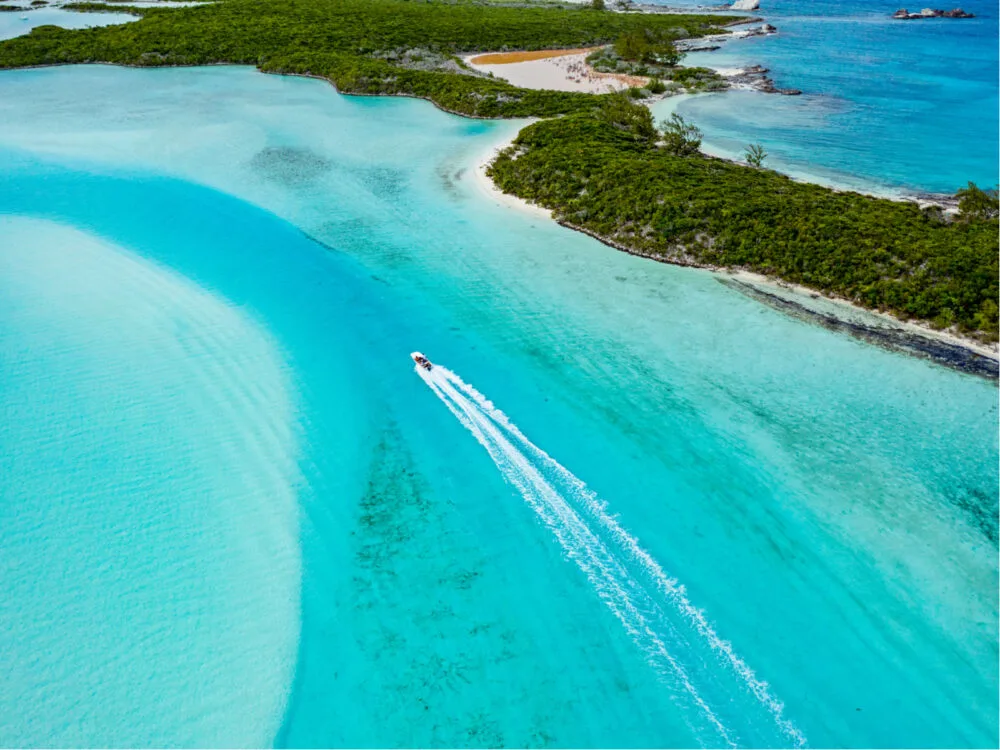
[892, 8, 975, 19]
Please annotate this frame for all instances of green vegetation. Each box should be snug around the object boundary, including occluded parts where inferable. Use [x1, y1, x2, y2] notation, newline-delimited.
[613, 28, 682, 65]
[0, 0, 730, 117]
[0, 0, 994, 340]
[587, 43, 724, 93]
[598, 91, 657, 141]
[744, 142, 767, 168]
[665, 65, 725, 90]
[957, 182, 999, 222]
[660, 112, 702, 156]
[488, 104, 999, 339]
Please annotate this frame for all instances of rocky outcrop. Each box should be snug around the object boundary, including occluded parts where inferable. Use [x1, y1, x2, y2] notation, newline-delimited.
[720, 278, 998, 379]
[678, 22, 775, 52]
[892, 8, 975, 19]
[730, 0, 760, 10]
[677, 23, 798, 94]
[724, 64, 801, 95]
[732, 23, 776, 38]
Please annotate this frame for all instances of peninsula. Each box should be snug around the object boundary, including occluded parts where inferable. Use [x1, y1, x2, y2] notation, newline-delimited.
[0, 0, 995, 349]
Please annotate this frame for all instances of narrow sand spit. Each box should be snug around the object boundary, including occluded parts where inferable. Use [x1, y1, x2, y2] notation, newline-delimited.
[465, 48, 647, 94]
[470, 121, 552, 220]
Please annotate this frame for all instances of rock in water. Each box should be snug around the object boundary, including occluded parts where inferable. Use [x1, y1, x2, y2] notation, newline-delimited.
[731, 0, 760, 9]
[892, 7, 975, 18]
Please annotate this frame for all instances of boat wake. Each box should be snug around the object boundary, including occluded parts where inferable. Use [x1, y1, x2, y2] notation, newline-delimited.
[415, 358, 806, 748]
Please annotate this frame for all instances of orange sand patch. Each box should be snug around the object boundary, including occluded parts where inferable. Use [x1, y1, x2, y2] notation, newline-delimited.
[469, 47, 601, 65]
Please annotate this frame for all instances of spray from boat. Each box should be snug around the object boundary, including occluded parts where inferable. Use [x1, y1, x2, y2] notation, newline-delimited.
[411, 353, 807, 749]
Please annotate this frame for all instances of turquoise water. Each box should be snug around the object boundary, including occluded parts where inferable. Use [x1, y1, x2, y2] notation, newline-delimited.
[0, 5, 137, 40]
[650, 0, 998, 195]
[0, 66, 996, 747]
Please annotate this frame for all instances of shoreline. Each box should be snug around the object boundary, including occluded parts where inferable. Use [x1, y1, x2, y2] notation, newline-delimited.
[471, 139, 998, 374]
[3, 62, 516, 120]
[657, 16, 982, 209]
[650, 94, 961, 209]
[6, 63, 990, 368]
[718, 274, 999, 378]
[470, 122, 552, 219]
[722, 269, 999, 363]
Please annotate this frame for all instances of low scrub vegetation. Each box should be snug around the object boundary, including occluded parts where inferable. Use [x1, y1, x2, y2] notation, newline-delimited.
[489, 101, 999, 339]
[0, 0, 728, 116]
[1, 0, 994, 338]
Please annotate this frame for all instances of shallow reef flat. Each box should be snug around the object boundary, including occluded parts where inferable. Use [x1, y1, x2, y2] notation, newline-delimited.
[0, 65, 996, 748]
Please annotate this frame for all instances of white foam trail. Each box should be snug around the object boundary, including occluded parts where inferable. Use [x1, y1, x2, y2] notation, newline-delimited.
[416, 360, 807, 749]
[421, 371, 731, 746]
[443, 370, 808, 748]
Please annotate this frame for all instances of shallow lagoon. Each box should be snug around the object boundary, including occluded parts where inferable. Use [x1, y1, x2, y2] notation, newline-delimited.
[0, 66, 996, 747]
[0, 5, 137, 41]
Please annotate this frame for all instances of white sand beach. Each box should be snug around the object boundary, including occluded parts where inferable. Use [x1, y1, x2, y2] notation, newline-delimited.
[464, 48, 647, 94]
[470, 122, 552, 220]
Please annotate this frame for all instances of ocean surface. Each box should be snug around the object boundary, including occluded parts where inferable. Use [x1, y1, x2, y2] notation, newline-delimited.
[0, 3, 137, 41]
[0, 66, 996, 748]
[650, 0, 999, 195]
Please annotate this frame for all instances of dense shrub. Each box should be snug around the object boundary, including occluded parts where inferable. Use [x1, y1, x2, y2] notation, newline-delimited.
[2, 0, 993, 337]
[489, 110, 999, 339]
[0, 0, 728, 117]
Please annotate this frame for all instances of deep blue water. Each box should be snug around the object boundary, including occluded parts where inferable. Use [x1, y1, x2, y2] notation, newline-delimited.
[651, 0, 998, 194]
[0, 66, 996, 747]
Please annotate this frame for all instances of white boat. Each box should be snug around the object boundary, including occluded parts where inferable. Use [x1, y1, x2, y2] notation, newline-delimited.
[410, 352, 433, 371]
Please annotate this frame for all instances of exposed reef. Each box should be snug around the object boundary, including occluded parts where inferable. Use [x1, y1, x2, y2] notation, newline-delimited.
[722, 63, 801, 95]
[892, 8, 974, 19]
[677, 25, 801, 95]
[719, 278, 999, 379]
[677, 22, 774, 52]
[546, 218, 997, 378]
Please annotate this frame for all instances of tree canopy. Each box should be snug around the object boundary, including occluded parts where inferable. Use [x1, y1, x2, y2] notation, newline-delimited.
[489, 107, 999, 339]
[0, 0, 994, 340]
[0, 0, 728, 117]
[957, 182, 1000, 222]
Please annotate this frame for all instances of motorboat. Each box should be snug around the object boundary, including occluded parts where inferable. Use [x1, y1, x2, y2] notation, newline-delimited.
[410, 352, 433, 371]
